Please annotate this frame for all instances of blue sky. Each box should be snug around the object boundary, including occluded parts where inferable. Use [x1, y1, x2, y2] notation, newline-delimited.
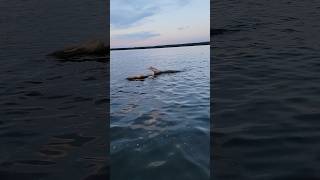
[110, 0, 210, 48]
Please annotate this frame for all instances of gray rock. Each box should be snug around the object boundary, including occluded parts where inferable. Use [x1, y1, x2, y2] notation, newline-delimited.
[49, 40, 108, 59]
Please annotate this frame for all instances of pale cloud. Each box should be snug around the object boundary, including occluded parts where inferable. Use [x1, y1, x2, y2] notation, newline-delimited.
[113, 31, 160, 40]
[110, 0, 209, 47]
[111, 0, 191, 29]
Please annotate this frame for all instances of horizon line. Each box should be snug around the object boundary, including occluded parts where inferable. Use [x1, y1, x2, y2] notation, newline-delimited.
[110, 41, 210, 51]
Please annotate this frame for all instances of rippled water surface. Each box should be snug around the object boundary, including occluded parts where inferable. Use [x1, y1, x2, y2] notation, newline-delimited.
[213, 0, 320, 179]
[0, 0, 108, 179]
[111, 46, 210, 180]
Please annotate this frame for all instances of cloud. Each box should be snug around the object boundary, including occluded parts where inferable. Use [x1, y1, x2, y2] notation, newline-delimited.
[113, 31, 160, 40]
[111, 0, 191, 29]
[111, 1, 159, 28]
[177, 26, 190, 30]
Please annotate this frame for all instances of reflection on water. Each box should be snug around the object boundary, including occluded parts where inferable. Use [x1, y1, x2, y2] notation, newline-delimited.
[111, 46, 210, 180]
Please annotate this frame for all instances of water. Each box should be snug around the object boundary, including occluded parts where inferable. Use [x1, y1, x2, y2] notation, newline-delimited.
[110, 46, 210, 180]
[0, 0, 108, 179]
[213, 0, 320, 179]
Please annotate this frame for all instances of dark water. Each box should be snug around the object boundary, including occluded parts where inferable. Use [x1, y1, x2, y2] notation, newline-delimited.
[213, 0, 320, 179]
[111, 46, 210, 180]
[0, 0, 108, 179]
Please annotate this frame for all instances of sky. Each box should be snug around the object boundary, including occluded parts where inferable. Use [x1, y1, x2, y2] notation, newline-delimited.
[110, 0, 210, 48]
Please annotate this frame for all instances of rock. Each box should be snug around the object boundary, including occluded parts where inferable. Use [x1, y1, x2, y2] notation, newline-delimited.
[126, 75, 150, 81]
[49, 40, 108, 59]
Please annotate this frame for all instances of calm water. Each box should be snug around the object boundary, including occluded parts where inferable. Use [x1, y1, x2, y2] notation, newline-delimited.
[213, 0, 320, 179]
[0, 0, 108, 179]
[111, 46, 210, 180]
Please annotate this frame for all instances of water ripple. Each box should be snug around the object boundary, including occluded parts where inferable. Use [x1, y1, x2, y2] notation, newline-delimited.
[111, 46, 210, 180]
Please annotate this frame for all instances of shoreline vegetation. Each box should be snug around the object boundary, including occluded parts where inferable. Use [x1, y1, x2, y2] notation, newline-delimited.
[49, 40, 210, 60]
[111, 41, 210, 51]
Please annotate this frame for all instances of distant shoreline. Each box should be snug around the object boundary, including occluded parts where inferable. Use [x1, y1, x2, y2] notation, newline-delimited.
[110, 42, 210, 51]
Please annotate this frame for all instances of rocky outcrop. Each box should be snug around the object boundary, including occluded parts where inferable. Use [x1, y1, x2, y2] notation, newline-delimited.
[49, 40, 108, 60]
